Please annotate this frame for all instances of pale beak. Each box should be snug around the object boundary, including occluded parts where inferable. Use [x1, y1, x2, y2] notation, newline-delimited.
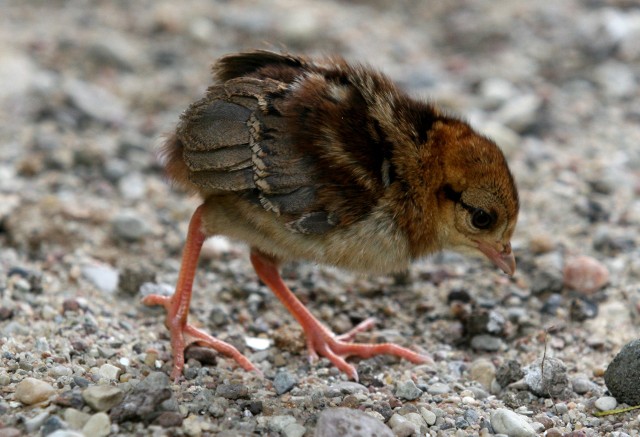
[475, 240, 516, 276]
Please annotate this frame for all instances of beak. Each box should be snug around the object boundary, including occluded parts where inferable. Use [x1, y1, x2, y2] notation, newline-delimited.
[475, 240, 516, 276]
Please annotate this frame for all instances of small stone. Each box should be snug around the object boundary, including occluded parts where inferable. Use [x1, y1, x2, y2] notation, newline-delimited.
[471, 334, 504, 351]
[25, 412, 50, 433]
[594, 396, 618, 412]
[273, 371, 297, 395]
[523, 357, 569, 397]
[605, 339, 640, 405]
[82, 264, 119, 294]
[111, 211, 149, 241]
[388, 413, 419, 437]
[427, 382, 451, 395]
[82, 412, 111, 437]
[98, 363, 122, 381]
[395, 379, 423, 400]
[315, 408, 393, 437]
[15, 377, 56, 405]
[420, 407, 437, 426]
[109, 372, 174, 424]
[404, 412, 426, 428]
[491, 408, 536, 437]
[63, 77, 126, 124]
[469, 358, 496, 391]
[154, 411, 183, 427]
[571, 376, 597, 395]
[41, 415, 66, 436]
[494, 93, 542, 133]
[282, 423, 306, 437]
[563, 256, 609, 294]
[216, 382, 249, 400]
[269, 415, 297, 433]
[64, 408, 91, 430]
[82, 385, 124, 412]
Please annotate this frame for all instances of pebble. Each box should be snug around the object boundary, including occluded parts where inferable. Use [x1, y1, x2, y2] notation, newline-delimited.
[118, 173, 146, 200]
[41, 416, 67, 435]
[563, 255, 609, 294]
[82, 264, 119, 294]
[604, 339, 640, 405]
[111, 210, 149, 241]
[388, 413, 420, 437]
[471, 334, 504, 351]
[395, 379, 423, 400]
[24, 411, 50, 433]
[282, 423, 306, 437]
[82, 412, 111, 437]
[491, 408, 536, 437]
[82, 385, 125, 412]
[469, 358, 496, 391]
[593, 61, 636, 98]
[216, 382, 250, 400]
[268, 415, 297, 433]
[523, 357, 569, 397]
[98, 363, 121, 381]
[15, 377, 56, 405]
[571, 376, 598, 395]
[427, 382, 451, 395]
[594, 396, 618, 412]
[64, 408, 91, 430]
[0, 51, 37, 99]
[494, 93, 542, 133]
[63, 77, 126, 124]
[420, 407, 437, 426]
[273, 370, 297, 395]
[109, 372, 176, 424]
[315, 408, 393, 437]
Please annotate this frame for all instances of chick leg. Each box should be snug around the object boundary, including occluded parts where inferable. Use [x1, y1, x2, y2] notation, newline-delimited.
[250, 249, 430, 381]
[142, 205, 257, 380]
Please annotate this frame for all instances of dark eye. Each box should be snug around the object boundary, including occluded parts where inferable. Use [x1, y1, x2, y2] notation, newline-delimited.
[471, 209, 494, 230]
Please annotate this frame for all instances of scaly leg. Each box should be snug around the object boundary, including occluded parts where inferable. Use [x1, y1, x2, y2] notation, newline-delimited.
[250, 249, 430, 381]
[142, 205, 257, 381]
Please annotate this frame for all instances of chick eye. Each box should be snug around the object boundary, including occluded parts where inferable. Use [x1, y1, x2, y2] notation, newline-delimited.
[471, 209, 494, 230]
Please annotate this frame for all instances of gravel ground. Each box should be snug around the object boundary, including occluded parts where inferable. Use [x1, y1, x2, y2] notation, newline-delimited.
[2, 1, 640, 436]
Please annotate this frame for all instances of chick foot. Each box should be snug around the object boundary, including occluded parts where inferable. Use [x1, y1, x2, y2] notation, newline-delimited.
[250, 249, 431, 381]
[142, 205, 257, 381]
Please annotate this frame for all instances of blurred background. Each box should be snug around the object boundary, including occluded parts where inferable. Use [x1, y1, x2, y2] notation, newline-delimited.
[1, 0, 640, 434]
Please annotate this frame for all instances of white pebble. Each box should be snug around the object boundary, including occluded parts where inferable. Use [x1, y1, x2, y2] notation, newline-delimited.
[594, 396, 617, 411]
[491, 408, 536, 437]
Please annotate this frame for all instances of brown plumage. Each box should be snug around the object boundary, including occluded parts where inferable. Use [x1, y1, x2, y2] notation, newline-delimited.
[144, 50, 519, 381]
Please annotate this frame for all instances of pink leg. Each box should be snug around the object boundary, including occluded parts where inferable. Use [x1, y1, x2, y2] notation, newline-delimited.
[250, 249, 430, 381]
[142, 205, 258, 381]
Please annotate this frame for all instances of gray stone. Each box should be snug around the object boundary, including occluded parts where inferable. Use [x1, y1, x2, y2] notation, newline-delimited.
[111, 211, 149, 241]
[571, 375, 598, 395]
[273, 370, 297, 395]
[491, 408, 536, 437]
[216, 382, 249, 400]
[109, 372, 174, 423]
[494, 93, 542, 133]
[98, 363, 122, 381]
[63, 77, 126, 124]
[315, 407, 393, 437]
[41, 415, 66, 436]
[523, 357, 569, 397]
[395, 379, 423, 400]
[604, 339, 640, 405]
[420, 407, 437, 426]
[82, 385, 124, 412]
[64, 408, 91, 430]
[471, 334, 504, 351]
[427, 382, 451, 395]
[388, 413, 419, 437]
[469, 358, 496, 391]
